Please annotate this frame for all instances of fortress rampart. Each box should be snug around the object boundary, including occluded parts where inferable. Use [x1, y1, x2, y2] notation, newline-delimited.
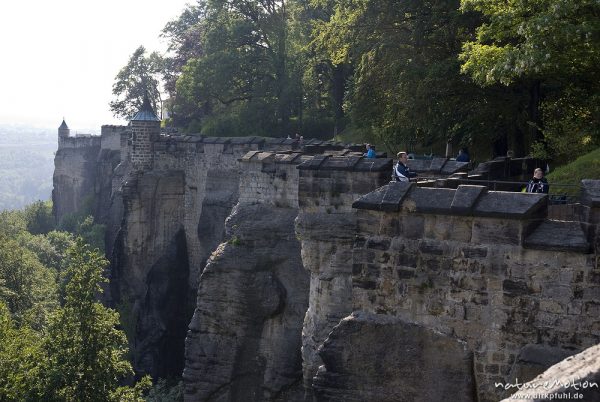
[52, 113, 600, 401]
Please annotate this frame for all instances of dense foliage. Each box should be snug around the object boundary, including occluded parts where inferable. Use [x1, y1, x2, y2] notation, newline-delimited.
[111, 0, 599, 162]
[0, 206, 150, 401]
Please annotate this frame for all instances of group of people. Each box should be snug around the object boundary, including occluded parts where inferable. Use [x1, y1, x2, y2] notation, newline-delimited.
[364, 143, 549, 192]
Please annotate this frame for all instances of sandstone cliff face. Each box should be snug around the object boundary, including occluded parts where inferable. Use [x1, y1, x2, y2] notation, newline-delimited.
[184, 203, 308, 401]
[53, 128, 600, 402]
[52, 144, 101, 222]
[295, 157, 393, 393]
[113, 170, 190, 379]
[183, 154, 309, 402]
[313, 312, 476, 402]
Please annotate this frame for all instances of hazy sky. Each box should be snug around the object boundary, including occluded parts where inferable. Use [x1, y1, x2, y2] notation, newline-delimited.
[0, 0, 192, 133]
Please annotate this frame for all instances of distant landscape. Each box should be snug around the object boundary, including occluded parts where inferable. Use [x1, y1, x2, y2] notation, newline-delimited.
[0, 124, 56, 210]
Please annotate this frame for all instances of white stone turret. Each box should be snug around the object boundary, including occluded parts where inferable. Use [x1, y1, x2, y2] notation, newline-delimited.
[130, 95, 161, 170]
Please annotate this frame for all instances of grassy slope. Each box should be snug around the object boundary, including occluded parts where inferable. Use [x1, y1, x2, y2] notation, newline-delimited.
[547, 147, 600, 183]
[545, 147, 600, 196]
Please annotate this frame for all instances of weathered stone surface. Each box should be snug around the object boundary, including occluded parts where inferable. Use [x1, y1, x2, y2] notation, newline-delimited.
[52, 144, 101, 222]
[502, 344, 600, 402]
[113, 170, 190, 379]
[524, 220, 591, 252]
[352, 182, 414, 211]
[183, 203, 308, 402]
[313, 312, 476, 402]
[451, 185, 487, 215]
[507, 344, 577, 385]
[474, 191, 547, 219]
[581, 180, 600, 208]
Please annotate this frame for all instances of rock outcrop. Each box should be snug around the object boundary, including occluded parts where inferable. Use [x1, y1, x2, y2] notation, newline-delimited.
[313, 312, 476, 402]
[183, 154, 310, 401]
[502, 344, 600, 402]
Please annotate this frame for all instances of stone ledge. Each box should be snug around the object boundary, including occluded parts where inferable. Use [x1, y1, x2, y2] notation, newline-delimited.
[354, 184, 549, 220]
[523, 220, 591, 253]
[352, 182, 414, 212]
[451, 185, 488, 215]
[298, 155, 392, 172]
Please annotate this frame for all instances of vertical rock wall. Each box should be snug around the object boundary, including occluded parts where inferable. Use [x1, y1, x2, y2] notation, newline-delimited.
[52, 142, 101, 223]
[294, 156, 393, 394]
[53, 127, 600, 402]
[114, 170, 189, 378]
[183, 152, 310, 402]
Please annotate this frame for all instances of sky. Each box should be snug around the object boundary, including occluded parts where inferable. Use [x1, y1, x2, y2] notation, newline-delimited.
[0, 0, 192, 133]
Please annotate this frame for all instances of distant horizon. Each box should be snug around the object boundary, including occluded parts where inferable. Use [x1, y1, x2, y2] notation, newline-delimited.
[1, 0, 192, 133]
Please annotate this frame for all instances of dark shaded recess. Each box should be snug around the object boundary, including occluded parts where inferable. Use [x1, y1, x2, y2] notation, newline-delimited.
[108, 227, 126, 307]
[141, 229, 191, 379]
[197, 203, 230, 266]
[230, 270, 288, 402]
[94, 149, 121, 224]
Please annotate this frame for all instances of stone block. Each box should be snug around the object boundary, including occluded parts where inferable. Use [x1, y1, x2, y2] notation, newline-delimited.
[502, 279, 534, 297]
[462, 246, 488, 258]
[408, 187, 455, 214]
[473, 191, 547, 219]
[313, 313, 475, 402]
[451, 185, 487, 215]
[524, 220, 591, 253]
[472, 218, 522, 245]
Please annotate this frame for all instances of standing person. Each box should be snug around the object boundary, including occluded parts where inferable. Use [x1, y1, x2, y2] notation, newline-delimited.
[526, 168, 549, 193]
[364, 143, 376, 158]
[393, 151, 417, 182]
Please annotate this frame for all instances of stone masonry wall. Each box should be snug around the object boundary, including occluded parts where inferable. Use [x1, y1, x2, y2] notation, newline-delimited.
[303, 181, 599, 402]
[294, 156, 393, 394]
[238, 151, 307, 208]
[100, 125, 127, 151]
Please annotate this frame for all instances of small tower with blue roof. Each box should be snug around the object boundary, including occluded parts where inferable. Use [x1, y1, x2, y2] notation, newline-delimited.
[130, 94, 161, 170]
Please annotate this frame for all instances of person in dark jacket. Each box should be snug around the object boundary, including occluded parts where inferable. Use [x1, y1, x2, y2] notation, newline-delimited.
[526, 168, 549, 193]
[456, 148, 470, 162]
[393, 151, 417, 182]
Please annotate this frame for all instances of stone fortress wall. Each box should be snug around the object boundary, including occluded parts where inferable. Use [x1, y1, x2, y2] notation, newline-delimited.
[52, 116, 600, 402]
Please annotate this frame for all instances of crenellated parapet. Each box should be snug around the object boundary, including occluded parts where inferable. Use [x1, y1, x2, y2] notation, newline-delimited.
[299, 180, 599, 402]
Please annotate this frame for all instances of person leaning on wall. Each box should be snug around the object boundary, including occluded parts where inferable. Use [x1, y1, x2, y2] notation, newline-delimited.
[393, 151, 417, 182]
[364, 143, 376, 158]
[525, 168, 549, 193]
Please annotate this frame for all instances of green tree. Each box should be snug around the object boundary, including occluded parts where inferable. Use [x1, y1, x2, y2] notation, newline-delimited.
[460, 0, 600, 161]
[0, 234, 57, 328]
[174, 0, 304, 136]
[310, 0, 529, 155]
[38, 239, 149, 401]
[0, 302, 44, 401]
[23, 200, 55, 235]
[110, 46, 165, 120]
[160, 4, 207, 128]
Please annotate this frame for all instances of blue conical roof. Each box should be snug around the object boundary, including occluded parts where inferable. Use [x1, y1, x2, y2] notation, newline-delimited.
[59, 119, 69, 129]
[132, 94, 160, 121]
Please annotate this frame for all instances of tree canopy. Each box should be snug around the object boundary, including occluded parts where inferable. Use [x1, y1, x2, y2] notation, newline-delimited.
[0, 206, 150, 401]
[110, 0, 600, 162]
